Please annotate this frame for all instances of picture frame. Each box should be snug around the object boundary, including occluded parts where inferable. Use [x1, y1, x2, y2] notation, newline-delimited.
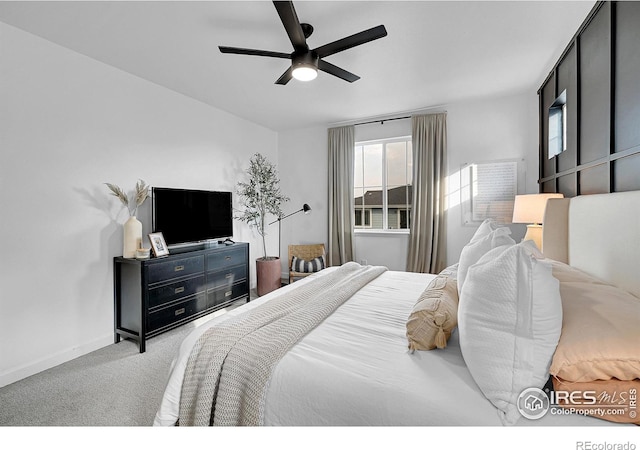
[148, 232, 169, 257]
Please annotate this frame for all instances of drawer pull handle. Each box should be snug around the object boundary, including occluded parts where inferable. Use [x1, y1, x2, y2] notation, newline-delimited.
[174, 265, 184, 272]
[174, 286, 185, 294]
[225, 256, 231, 261]
[225, 291, 232, 298]
[175, 308, 185, 316]
[225, 274, 233, 279]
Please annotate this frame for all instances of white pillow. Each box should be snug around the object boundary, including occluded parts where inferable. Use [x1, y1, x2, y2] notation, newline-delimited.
[458, 241, 562, 425]
[469, 219, 500, 244]
[457, 226, 515, 293]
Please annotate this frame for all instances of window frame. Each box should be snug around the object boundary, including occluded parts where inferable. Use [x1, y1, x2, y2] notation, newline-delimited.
[353, 136, 412, 234]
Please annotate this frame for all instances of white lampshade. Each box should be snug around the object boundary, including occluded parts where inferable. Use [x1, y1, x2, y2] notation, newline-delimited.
[512, 193, 564, 250]
[512, 193, 564, 225]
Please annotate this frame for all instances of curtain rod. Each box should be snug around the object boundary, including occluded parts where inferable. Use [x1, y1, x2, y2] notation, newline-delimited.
[329, 105, 447, 128]
[353, 115, 411, 126]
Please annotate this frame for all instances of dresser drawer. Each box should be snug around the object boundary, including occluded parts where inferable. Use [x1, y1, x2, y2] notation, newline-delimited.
[147, 293, 207, 333]
[207, 264, 247, 290]
[207, 247, 245, 272]
[148, 255, 204, 284]
[208, 280, 248, 307]
[148, 274, 205, 309]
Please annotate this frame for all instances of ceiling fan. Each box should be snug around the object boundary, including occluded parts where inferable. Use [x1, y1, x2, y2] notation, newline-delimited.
[218, 1, 388, 85]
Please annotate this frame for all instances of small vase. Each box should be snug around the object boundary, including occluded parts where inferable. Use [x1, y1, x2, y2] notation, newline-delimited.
[123, 216, 142, 258]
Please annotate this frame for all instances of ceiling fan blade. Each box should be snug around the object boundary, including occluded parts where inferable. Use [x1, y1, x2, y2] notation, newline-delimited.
[273, 1, 307, 51]
[318, 59, 360, 83]
[314, 25, 387, 58]
[219, 46, 291, 59]
[275, 66, 294, 85]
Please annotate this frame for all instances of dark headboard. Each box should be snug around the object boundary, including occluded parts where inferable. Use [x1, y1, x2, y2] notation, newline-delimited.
[537, 1, 640, 197]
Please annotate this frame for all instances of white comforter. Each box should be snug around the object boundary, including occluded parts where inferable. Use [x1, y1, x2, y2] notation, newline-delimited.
[154, 268, 614, 426]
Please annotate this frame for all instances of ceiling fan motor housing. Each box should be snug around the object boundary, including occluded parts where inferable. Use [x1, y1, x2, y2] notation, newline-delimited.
[292, 51, 319, 70]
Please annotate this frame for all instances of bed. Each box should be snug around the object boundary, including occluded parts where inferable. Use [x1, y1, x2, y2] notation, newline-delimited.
[154, 190, 640, 427]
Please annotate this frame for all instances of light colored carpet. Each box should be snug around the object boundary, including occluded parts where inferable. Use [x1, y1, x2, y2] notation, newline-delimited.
[0, 299, 248, 426]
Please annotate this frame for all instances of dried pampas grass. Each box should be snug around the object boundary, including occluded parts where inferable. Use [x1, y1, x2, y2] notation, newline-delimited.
[105, 179, 149, 216]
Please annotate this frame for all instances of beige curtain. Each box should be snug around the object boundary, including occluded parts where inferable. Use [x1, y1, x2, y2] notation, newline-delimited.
[406, 113, 447, 273]
[328, 126, 355, 266]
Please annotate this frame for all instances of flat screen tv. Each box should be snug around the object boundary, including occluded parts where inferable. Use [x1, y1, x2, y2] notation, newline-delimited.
[152, 187, 233, 247]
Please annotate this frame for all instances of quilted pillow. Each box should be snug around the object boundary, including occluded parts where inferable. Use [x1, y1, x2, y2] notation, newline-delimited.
[291, 255, 325, 273]
[458, 241, 562, 425]
[457, 226, 515, 293]
[406, 274, 459, 351]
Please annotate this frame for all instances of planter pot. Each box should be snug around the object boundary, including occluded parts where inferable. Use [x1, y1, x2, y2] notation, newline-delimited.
[256, 257, 281, 297]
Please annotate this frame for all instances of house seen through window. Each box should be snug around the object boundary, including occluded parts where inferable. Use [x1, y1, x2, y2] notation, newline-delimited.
[354, 137, 413, 231]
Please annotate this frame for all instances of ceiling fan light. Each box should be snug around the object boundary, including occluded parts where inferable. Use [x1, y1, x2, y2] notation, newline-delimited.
[292, 65, 318, 81]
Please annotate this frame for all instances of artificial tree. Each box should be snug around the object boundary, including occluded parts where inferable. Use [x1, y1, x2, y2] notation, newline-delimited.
[236, 153, 289, 294]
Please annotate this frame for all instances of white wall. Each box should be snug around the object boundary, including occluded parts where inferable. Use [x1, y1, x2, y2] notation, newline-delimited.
[0, 23, 278, 387]
[445, 91, 540, 266]
[277, 126, 328, 277]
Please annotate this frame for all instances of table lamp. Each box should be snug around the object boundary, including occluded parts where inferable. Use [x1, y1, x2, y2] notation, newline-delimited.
[512, 193, 564, 249]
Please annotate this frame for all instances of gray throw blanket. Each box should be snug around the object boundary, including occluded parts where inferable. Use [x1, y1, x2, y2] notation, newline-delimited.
[178, 262, 387, 426]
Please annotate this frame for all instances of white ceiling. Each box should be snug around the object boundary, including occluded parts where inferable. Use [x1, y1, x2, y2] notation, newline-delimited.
[0, 1, 595, 132]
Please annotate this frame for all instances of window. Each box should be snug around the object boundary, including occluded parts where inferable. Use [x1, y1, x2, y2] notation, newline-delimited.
[354, 137, 412, 231]
[354, 209, 372, 228]
[549, 90, 567, 159]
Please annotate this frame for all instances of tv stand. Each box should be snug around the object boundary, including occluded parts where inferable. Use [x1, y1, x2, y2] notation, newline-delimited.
[113, 242, 249, 352]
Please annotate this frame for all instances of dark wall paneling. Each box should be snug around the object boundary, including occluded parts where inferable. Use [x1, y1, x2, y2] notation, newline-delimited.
[557, 174, 577, 198]
[537, 1, 640, 198]
[579, 163, 610, 195]
[541, 76, 557, 180]
[556, 45, 578, 173]
[579, 3, 610, 166]
[613, 153, 640, 192]
[615, 1, 640, 153]
[542, 180, 556, 194]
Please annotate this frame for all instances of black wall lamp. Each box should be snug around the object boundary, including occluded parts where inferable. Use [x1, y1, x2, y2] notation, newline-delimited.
[269, 203, 312, 259]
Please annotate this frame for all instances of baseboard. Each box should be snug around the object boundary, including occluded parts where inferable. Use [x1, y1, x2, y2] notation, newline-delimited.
[0, 334, 113, 388]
